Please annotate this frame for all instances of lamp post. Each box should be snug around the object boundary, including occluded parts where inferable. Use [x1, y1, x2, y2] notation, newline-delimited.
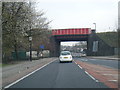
[93, 23, 96, 31]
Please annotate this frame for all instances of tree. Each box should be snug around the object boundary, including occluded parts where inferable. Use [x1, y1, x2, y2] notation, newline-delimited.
[2, 2, 51, 62]
[2, 2, 31, 61]
[24, 2, 52, 55]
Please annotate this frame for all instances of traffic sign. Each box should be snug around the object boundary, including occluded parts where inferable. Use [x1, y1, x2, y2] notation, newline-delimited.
[40, 45, 44, 49]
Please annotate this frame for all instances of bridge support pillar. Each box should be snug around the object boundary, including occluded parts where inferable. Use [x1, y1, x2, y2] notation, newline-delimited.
[87, 29, 114, 56]
[50, 36, 60, 57]
[87, 29, 96, 56]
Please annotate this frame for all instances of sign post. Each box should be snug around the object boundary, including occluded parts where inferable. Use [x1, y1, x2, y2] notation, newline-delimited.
[29, 36, 32, 61]
[40, 45, 44, 58]
[40, 45, 44, 49]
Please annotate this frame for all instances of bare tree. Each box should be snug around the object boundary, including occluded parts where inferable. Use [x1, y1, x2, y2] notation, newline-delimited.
[2, 2, 51, 62]
[2, 2, 30, 60]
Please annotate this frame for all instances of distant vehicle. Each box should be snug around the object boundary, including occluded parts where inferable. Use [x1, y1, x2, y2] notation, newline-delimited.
[71, 52, 80, 58]
[80, 52, 86, 57]
[26, 51, 38, 58]
[38, 50, 50, 58]
[59, 51, 73, 63]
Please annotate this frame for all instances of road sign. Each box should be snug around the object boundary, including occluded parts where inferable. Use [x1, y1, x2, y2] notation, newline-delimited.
[93, 41, 98, 52]
[40, 45, 44, 49]
[29, 37, 32, 41]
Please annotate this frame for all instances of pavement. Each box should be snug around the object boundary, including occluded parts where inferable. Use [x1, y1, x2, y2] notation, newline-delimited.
[2, 57, 58, 89]
[86, 55, 120, 60]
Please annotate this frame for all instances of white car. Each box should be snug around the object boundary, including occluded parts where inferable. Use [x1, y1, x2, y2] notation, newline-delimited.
[59, 51, 73, 63]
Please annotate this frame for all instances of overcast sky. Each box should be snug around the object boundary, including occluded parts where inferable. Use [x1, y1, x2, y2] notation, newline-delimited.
[35, 0, 119, 33]
[34, 0, 119, 46]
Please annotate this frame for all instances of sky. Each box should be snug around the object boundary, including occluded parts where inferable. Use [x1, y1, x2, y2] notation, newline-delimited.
[34, 0, 119, 46]
[4, 0, 118, 46]
[2, 0, 119, 46]
[35, 0, 119, 33]
[118, 1, 120, 29]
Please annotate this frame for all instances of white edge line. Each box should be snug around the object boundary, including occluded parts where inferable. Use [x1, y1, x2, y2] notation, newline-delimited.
[4, 60, 55, 89]
[85, 71, 99, 82]
[78, 65, 82, 69]
[73, 61, 83, 69]
[108, 80, 118, 82]
[103, 74, 114, 75]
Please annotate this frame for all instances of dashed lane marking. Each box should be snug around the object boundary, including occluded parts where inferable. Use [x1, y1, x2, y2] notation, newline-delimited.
[78, 65, 82, 69]
[74, 60, 99, 82]
[85, 71, 99, 82]
[74, 61, 82, 69]
[74, 61, 77, 65]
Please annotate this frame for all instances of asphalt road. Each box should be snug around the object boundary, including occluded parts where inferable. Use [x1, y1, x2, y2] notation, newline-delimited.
[74, 57, 119, 69]
[8, 59, 108, 88]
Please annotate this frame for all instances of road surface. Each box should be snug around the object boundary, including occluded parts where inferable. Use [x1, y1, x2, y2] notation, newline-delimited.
[7, 58, 108, 88]
[74, 57, 119, 69]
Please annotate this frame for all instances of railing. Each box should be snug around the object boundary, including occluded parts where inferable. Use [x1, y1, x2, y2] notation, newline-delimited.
[52, 28, 91, 35]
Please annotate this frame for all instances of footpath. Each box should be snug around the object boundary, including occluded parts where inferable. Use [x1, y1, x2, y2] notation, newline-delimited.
[2, 57, 58, 89]
[86, 55, 120, 60]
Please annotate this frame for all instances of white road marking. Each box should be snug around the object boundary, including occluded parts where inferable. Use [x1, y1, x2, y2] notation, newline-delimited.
[73, 61, 99, 82]
[73, 61, 82, 69]
[85, 71, 99, 82]
[108, 80, 118, 82]
[78, 65, 82, 69]
[4, 60, 55, 89]
[103, 74, 113, 75]
[74, 61, 77, 65]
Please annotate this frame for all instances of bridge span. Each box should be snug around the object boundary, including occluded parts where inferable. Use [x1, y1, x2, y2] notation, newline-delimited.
[49, 28, 114, 57]
[50, 28, 93, 57]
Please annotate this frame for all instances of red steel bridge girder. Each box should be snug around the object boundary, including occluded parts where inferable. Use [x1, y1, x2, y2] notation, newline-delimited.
[52, 28, 91, 36]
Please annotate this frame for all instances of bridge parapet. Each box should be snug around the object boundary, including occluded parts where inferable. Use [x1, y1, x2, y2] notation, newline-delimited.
[52, 28, 91, 36]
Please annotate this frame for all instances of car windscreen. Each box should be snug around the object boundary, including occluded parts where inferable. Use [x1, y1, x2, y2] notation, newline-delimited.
[61, 52, 71, 55]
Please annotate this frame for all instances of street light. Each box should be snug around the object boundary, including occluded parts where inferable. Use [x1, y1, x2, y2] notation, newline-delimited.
[93, 23, 96, 31]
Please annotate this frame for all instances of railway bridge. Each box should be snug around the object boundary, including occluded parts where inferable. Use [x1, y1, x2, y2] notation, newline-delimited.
[50, 28, 94, 56]
[49, 28, 114, 57]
